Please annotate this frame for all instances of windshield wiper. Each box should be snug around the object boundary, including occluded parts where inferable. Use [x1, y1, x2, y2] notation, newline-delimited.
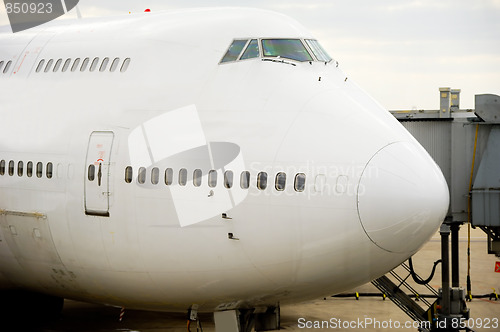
[261, 58, 296, 66]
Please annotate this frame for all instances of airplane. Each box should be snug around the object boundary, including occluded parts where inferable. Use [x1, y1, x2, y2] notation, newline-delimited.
[0, 7, 449, 331]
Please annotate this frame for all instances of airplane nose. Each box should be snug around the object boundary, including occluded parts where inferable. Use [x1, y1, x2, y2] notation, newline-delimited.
[357, 142, 449, 254]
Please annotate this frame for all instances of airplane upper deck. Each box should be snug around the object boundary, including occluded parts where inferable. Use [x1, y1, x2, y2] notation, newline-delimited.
[0, 8, 315, 45]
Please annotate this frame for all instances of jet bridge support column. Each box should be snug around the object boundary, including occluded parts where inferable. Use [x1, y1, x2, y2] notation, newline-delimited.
[435, 224, 469, 331]
[450, 223, 460, 288]
[440, 224, 451, 317]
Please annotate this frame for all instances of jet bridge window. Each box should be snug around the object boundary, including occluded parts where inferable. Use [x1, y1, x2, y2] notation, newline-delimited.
[262, 39, 313, 62]
[220, 39, 248, 63]
[240, 39, 259, 60]
[305, 39, 332, 62]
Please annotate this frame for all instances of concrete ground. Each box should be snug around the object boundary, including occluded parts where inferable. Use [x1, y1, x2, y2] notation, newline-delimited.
[26, 227, 500, 331]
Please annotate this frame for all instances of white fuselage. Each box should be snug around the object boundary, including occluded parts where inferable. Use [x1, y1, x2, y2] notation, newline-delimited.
[0, 8, 449, 312]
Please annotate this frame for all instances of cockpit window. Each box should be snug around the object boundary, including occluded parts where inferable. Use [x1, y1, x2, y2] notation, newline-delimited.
[305, 39, 332, 62]
[240, 39, 259, 60]
[220, 39, 248, 63]
[262, 39, 313, 62]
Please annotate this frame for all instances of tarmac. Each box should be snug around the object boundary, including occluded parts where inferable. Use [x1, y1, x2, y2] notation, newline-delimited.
[20, 227, 500, 331]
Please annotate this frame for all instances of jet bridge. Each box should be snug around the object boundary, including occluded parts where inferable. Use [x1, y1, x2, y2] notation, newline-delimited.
[390, 88, 500, 256]
[384, 88, 500, 331]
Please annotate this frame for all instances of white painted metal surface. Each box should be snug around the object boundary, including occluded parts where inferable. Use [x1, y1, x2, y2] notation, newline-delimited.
[0, 8, 449, 312]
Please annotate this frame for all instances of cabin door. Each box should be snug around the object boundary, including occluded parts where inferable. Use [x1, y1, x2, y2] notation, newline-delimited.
[84, 131, 114, 217]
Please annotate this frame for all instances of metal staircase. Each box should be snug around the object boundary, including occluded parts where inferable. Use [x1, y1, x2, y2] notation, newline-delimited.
[371, 261, 439, 329]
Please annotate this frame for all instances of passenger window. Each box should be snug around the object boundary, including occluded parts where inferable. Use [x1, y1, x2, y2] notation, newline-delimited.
[46, 162, 53, 179]
[110, 58, 120, 72]
[121, 58, 131, 72]
[314, 174, 326, 192]
[257, 172, 267, 190]
[240, 171, 250, 189]
[62, 58, 71, 72]
[100, 57, 109, 72]
[275, 172, 286, 191]
[220, 39, 248, 63]
[17, 161, 23, 177]
[179, 168, 187, 186]
[0, 159, 5, 175]
[208, 170, 217, 188]
[53, 59, 62, 72]
[80, 58, 89, 71]
[36, 162, 43, 178]
[193, 169, 202, 187]
[305, 39, 332, 62]
[36, 60, 45, 73]
[262, 39, 313, 62]
[224, 170, 233, 188]
[294, 173, 306, 192]
[151, 167, 159, 185]
[165, 168, 173, 185]
[27, 161, 33, 177]
[88, 164, 96, 181]
[138, 167, 146, 184]
[240, 39, 259, 60]
[8, 160, 14, 176]
[71, 58, 81, 72]
[90, 57, 100, 72]
[44, 59, 54, 73]
[3, 61, 11, 73]
[125, 166, 133, 183]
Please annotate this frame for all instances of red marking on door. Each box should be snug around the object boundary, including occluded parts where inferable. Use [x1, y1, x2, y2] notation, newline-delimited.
[495, 262, 500, 273]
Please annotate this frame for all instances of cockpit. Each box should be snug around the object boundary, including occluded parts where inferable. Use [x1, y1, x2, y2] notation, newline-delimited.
[220, 38, 333, 64]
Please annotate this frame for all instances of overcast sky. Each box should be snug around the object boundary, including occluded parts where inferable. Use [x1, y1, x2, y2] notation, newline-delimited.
[1, 0, 499, 110]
